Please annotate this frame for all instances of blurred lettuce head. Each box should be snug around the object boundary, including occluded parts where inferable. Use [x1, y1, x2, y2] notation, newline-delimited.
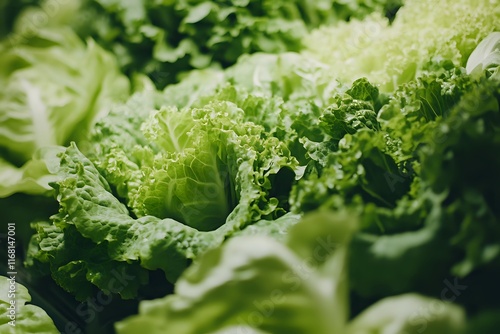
[303, 0, 500, 92]
[0, 26, 129, 197]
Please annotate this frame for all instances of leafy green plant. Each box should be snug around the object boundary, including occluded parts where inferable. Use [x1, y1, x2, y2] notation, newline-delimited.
[0, 276, 59, 334]
[0, 27, 129, 197]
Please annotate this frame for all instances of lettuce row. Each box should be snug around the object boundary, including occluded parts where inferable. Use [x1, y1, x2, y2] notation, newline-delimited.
[80, 0, 402, 87]
[113, 67, 500, 333]
[9, 0, 402, 88]
[23, 32, 500, 334]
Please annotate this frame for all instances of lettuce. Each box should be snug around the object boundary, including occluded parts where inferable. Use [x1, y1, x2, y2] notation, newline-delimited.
[0, 276, 58, 334]
[0, 27, 130, 197]
[10, 0, 402, 88]
[26, 86, 303, 300]
[466, 32, 500, 80]
[14, 4, 500, 332]
[115, 211, 465, 334]
[289, 60, 500, 313]
[304, 0, 500, 92]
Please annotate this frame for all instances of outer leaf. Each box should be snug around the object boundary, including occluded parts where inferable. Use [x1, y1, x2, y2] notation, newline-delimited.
[466, 32, 500, 79]
[28, 143, 217, 299]
[347, 293, 465, 334]
[0, 275, 59, 334]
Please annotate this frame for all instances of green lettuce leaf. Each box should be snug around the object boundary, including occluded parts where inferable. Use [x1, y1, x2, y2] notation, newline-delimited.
[224, 52, 339, 106]
[466, 32, 500, 80]
[290, 124, 409, 214]
[347, 293, 465, 334]
[27, 143, 216, 300]
[319, 77, 381, 150]
[129, 106, 234, 230]
[0, 275, 59, 334]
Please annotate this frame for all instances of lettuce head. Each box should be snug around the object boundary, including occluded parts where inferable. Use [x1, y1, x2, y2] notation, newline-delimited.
[0, 27, 130, 197]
